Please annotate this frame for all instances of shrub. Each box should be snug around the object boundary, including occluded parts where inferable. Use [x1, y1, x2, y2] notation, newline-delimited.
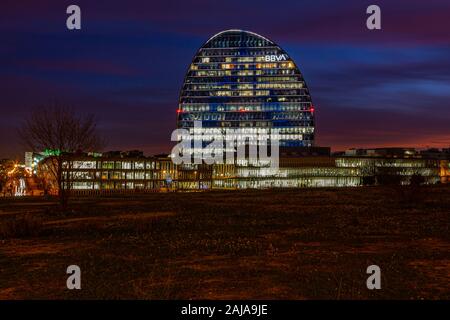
[376, 173, 403, 186]
[362, 176, 376, 186]
[410, 173, 425, 186]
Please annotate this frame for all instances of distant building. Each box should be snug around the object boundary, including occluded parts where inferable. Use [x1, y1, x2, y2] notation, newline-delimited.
[35, 151, 449, 194]
[25, 151, 54, 174]
[280, 146, 331, 157]
[342, 147, 450, 160]
[343, 147, 418, 158]
[419, 148, 450, 160]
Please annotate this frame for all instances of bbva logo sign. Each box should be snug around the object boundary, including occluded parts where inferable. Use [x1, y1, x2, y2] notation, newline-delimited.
[264, 54, 288, 62]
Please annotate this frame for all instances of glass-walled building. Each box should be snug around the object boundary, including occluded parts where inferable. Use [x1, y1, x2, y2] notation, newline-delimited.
[36, 153, 447, 195]
[177, 29, 315, 148]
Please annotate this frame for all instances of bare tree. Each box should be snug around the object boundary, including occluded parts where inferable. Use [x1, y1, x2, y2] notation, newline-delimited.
[19, 104, 104, 208]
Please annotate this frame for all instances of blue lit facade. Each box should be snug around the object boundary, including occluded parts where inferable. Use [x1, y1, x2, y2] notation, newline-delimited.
[177, 29, 315, 147]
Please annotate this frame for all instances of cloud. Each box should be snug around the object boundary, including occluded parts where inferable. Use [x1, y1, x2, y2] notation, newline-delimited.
[1, 0, 450, 158]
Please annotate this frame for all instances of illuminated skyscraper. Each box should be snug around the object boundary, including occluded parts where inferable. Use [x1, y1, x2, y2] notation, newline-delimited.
[177, 29, 315, 148]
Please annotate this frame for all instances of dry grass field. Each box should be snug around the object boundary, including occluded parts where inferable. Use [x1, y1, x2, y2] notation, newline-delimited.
[0, 186, 449, 299]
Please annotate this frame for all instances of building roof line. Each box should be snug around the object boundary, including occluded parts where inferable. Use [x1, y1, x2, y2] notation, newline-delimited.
[205, 29, 275, 45]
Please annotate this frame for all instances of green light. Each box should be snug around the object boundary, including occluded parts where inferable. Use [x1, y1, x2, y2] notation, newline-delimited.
[43, 149, 61, 156]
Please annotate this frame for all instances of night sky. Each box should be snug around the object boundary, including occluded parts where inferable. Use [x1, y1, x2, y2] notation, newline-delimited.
[1, 0, 450, 159]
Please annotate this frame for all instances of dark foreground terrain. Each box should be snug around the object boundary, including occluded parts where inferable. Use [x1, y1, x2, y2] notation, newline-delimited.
[0, 186, 449, 299]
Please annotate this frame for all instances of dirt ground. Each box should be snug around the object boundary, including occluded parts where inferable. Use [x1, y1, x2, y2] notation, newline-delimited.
[0, 186, 449, 299]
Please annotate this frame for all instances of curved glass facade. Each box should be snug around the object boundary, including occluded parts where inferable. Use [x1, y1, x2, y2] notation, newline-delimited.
[177, 29, 315, 147]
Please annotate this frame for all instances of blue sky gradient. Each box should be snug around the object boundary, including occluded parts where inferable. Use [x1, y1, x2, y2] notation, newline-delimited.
[1, 0, 450, 158]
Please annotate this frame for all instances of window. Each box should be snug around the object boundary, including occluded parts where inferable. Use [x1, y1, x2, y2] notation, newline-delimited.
[102, 161, 114, 169]
[73, 161, 96, 169]
[135, 171, 145, 180]
[123, 162, 132, 170]
[134, 162, 144, 169]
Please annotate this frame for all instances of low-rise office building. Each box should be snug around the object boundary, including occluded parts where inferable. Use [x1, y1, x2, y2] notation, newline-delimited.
[35, 150, 449, 194]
